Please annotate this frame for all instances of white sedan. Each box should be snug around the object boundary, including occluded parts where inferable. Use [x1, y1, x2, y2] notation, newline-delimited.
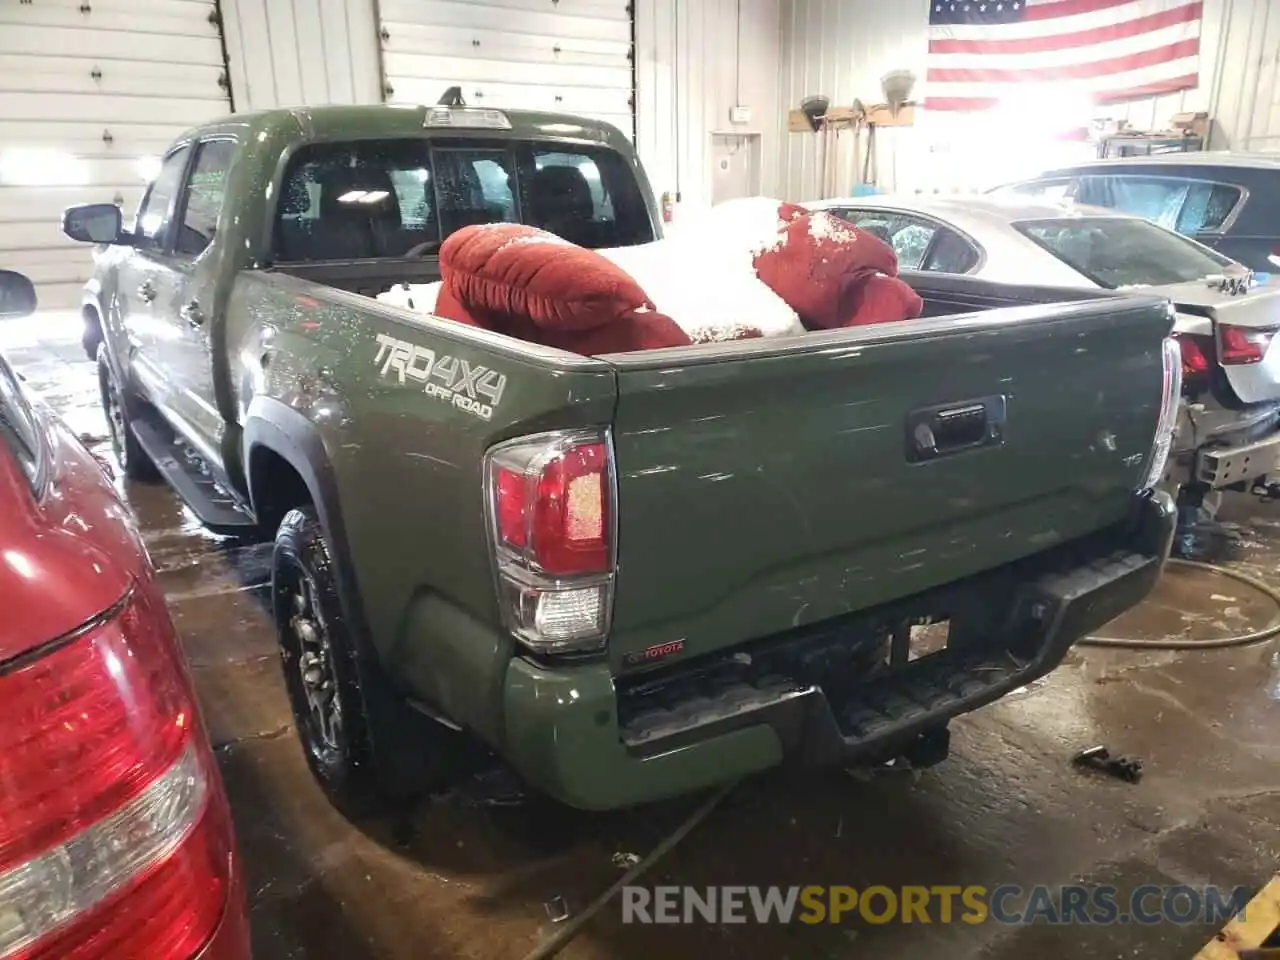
[806, 194, 1280, 538]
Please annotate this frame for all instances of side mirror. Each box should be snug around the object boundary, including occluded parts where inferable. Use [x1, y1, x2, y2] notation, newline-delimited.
[0, 270, 37, 320]
[62, 202, 125, 245]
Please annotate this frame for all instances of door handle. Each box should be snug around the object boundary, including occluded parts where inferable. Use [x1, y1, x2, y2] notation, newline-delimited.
[137, 280, 156, 303]
[905, 395, 1007, 463]
[181, 300, 205, 327]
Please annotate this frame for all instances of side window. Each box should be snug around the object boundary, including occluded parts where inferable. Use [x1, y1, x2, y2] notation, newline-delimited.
[1076, 176, 1188, 230]
[1176, 181, 1242, 234]
[175, 140, 236, 258]
[134, 145, 191, 251]
[923, 229, 981, 274]
[829, 209, 938, 270]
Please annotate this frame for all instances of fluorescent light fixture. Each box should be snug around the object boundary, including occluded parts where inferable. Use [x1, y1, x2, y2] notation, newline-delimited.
[337, 190, 390, 205]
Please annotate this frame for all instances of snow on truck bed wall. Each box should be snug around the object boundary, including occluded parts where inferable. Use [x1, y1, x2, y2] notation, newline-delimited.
[374, 197, 806, 340]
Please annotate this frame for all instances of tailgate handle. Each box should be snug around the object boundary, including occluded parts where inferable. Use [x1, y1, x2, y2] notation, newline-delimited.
[906, 395, 1006, 463]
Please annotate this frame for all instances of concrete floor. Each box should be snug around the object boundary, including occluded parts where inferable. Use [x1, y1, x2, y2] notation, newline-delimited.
[7, 315, 1280, 960]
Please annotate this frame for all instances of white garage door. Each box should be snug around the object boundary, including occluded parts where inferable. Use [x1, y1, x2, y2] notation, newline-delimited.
[377, 0, 634, 138]
[0, 0, 232, 311]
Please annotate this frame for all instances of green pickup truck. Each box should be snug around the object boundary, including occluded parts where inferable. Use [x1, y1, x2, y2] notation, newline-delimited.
[64, 102, 1181, 814]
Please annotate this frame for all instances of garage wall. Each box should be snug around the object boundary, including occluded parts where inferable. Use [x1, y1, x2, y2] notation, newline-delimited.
[377, 1, 634, 133]
[217, 0, 781, 211]
[778, 0, 1280, 200]
[636, 0, 784, 211]
[0, 0, 232, 310]
[219, 0, 382, 110]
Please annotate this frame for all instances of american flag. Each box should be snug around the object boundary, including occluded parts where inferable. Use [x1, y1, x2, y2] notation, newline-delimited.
[925, 0, 1203, 112]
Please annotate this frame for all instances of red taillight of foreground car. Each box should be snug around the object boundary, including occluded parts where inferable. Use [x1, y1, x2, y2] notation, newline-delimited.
[0, 587, 236, 960]
[1218, 323, 1276, 365]
[486, 430, 615, 654]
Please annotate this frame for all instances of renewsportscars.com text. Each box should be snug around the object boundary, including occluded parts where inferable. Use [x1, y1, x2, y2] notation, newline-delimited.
[621, 884, 1251, 926]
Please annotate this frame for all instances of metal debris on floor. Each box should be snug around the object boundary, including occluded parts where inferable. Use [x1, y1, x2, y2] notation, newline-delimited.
[1071, 745, 1144, 783]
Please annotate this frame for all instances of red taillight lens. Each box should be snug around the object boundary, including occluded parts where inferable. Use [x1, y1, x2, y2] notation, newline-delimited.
[533, 442, 609, 575]
[486, 431, 616, 654]
[0, 587, 234, 960]
[1218, 323, 1275, 365]
[493, 440, 610, 576]
[1176, 333, 1211, 378]
[495, 466, 529, 550]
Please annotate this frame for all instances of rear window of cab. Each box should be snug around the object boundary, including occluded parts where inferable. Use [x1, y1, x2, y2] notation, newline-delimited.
[272, 138, 654, 263]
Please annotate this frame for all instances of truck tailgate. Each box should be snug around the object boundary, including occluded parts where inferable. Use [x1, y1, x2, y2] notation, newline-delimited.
[604, 296, 1172, 671]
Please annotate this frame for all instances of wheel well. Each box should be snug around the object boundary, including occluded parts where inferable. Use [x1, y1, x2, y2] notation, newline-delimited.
[249, 445, 314, 536]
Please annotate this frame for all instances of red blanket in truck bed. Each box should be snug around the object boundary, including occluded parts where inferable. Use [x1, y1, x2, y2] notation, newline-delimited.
[433, 201, 923, 355]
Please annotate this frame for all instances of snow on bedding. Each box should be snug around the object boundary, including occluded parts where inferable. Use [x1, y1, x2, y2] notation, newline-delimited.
[376, 197, 921, 349]
[376, 198, 802, 341]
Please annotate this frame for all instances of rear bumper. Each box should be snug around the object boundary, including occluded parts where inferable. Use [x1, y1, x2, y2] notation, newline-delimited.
[499, 491, 1175, 811]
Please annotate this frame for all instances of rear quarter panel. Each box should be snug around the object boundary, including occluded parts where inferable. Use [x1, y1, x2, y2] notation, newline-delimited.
[232, 272, 617, 721]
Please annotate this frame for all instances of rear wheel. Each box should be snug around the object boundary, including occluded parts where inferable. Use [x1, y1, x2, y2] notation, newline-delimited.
[273, 507, 470, 817]
[97, 345, 158, 481]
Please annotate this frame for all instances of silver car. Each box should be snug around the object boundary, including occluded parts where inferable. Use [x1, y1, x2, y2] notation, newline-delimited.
[807, 194, 1280, 544]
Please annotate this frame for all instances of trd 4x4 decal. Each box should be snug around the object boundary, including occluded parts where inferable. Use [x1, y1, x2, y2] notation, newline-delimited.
[373, 333, 507, 421]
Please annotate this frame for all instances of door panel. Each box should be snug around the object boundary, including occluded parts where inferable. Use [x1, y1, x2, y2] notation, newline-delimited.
[163, 139, 238, 455]
[116, 143, 191, 404]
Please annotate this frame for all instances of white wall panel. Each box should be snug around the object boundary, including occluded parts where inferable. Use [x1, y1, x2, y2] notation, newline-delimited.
[780, 0, 927, 200]
[378, 0, 634, 133]
[636, 0, 783, 212]
[779, 0, 1280, 200]
[220, 0, 382, 111]
[0, 0, 231, 309]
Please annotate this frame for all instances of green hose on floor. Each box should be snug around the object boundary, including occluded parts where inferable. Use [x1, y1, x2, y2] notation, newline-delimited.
[1080, 558, 1280, 649]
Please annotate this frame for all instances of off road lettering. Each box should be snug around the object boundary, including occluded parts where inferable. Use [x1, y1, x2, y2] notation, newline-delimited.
[373, 334, 507, 420]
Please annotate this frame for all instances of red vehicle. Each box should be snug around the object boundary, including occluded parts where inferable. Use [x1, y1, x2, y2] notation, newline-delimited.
[0, 270, 249, 960]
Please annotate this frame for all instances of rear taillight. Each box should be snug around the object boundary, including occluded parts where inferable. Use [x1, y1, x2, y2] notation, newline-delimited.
[1141, 337, 1183, 491]
[485, 429, 615, 654]
[1217, 323, 1276, 365]
[0, 587, 233, 960]
[1175, 333, 1211, 379]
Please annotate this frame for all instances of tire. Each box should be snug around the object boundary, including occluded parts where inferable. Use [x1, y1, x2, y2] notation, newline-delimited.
[273, 507, 472, 817]
[97, 344, 159, 481]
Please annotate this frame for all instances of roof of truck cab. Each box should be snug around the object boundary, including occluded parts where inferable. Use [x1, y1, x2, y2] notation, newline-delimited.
[175, 103, 637, 155]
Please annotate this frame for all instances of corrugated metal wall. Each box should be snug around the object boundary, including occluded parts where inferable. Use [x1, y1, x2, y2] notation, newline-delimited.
[636, 0, 783, 211]
[219, 0, 382, 111]
[779, 0, 1280, 200]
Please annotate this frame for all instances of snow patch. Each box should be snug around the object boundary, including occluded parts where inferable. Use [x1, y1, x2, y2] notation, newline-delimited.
[377, 280, 441, 315]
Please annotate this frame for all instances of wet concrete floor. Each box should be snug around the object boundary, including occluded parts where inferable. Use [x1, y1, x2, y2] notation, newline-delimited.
[7, 315, 1280, 960]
